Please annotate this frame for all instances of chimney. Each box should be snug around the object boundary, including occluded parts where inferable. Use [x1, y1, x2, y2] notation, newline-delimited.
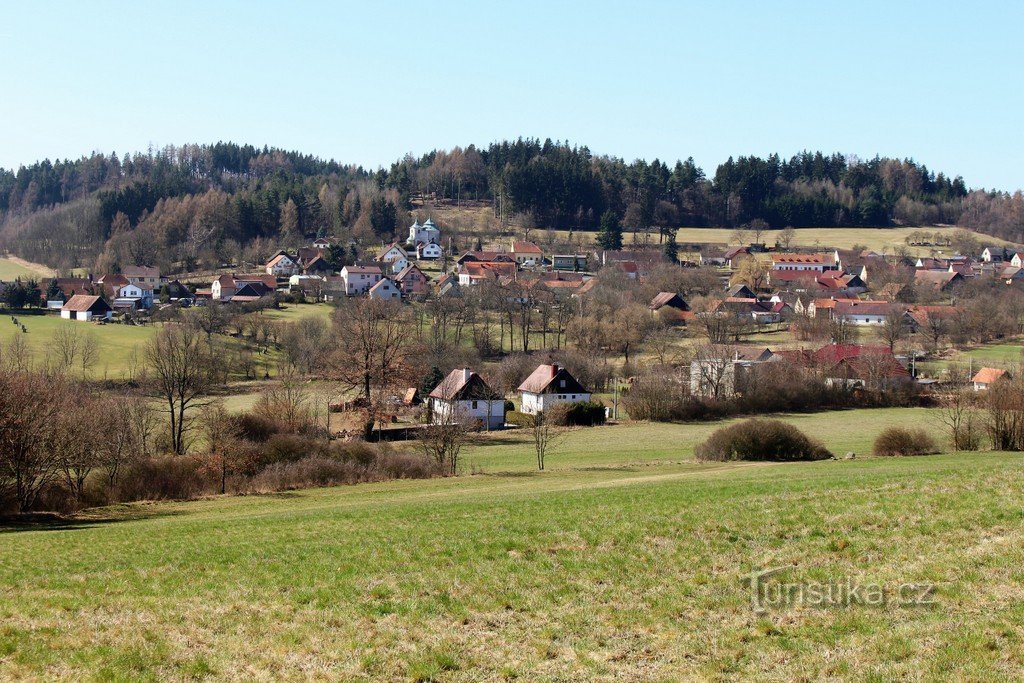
[462, 368, 472, 383]
[550, 363, 559, 378]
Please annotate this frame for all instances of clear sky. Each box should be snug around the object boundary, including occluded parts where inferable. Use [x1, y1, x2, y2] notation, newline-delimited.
[1, 1, 1021, 190]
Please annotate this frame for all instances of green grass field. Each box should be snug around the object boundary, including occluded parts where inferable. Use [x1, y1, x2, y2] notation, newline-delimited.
[0, 314, 157, 378]
[0, 256, 54, 281]
[5, 408, 1022, 680]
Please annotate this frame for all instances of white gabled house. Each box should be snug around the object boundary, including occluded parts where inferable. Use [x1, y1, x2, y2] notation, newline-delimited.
[368, 278, 402, 300]
[428, 368, 506, 430]
[377, 243, 410, 274]
[417, 242, 443, 260]
[517, 364, 591, 414]
[265, 253, 299, 276]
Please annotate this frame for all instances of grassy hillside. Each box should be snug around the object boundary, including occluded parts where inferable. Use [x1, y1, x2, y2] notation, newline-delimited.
[0, 256, 54, 280]
[3, 409, 1022, 680]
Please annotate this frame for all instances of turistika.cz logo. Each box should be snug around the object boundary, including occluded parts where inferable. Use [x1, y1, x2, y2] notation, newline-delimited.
[746, 566, 937, 613]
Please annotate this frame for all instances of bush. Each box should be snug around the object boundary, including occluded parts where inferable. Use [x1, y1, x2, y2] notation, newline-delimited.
[239, 451, 443, 493]
[547, 400, 607, 427]
[506, 410, 532, 427]
[115, 456, 215, 502]
[873, 427, 939, 456]
[696, 419, 833, 462]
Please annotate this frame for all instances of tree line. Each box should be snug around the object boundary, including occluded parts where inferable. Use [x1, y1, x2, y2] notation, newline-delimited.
[2, 140, 1023, 273]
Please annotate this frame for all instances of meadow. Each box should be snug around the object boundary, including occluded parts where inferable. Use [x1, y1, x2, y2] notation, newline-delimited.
[3, 408, 1022, 680]
[0, 314, 156, 379]
[0, 256, 53, 281]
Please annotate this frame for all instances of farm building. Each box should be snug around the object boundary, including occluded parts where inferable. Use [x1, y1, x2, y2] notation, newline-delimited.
[60, 295, 112, 321]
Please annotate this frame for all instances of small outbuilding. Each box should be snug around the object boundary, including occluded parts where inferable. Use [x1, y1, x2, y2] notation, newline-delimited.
[60, 294, 112, 321]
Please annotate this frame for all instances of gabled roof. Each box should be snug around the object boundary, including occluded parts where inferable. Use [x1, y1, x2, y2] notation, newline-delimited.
[343, 264, 383, 275]
[429, 368, 499, 401]
[122, 266, 160, 279]
[915, 269, 963, 290]
[394, 264, 427, 282]
[458, 251, 515, 264]
[61, 294, 111, 313]
[266, 254, 295, 268]
[972, 367, 1008, 385]
[368, 278, 399, 294]
[832, 300, 895, 317]
[517, 364, 588, 395]
[772, 253, 831, 265]
[459, 262, 516, 279]
[649, 292, 689, 311]
[512, 241, 542, 254]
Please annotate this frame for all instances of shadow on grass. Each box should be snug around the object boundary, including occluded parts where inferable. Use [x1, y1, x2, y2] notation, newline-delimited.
[0, 507, 189, 534]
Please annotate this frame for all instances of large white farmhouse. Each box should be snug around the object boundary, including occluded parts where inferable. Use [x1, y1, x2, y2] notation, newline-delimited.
[517, 364, 591, 414]
[428, 368, 506, 430]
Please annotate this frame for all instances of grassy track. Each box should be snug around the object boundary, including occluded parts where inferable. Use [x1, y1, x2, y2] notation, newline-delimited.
[3, 408, 1022, 680]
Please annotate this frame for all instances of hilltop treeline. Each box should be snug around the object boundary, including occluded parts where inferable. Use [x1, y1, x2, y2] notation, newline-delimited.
[1, 139, 1022, 272]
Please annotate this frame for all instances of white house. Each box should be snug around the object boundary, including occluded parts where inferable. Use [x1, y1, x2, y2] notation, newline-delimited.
[368, 278, 402, 300]
[116, 282, 152, 309]
[265, 253, 299, 276]
[377, 244, 410, 274]
[972, 367, 1008, 391]
[417, 242, 443, 260]
[771, 252, 840, 272]
[510, 241, 543, 266]
[982, 246, 1009, 263]
[517, 364, 591, 415]
[341, 264, 383, 295]
[428, 368, 506, 430]
[60, 294, 112, 321]
[407, 218, 441, 247]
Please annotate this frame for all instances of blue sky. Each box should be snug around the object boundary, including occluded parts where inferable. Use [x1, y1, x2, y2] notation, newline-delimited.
[1, 1, 1021, 190]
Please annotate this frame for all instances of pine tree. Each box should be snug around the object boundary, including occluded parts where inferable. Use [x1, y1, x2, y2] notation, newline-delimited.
[663, 232, 678, 264]
[45, 278, 63, 302]
[596, 210, 623, 251]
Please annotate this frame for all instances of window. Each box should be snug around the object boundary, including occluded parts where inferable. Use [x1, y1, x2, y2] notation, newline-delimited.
[471, 400, 478, 409]
[559, 379, 565, 388]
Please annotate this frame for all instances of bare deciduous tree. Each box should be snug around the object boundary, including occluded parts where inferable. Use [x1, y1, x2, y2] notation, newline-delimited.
[146, 324, 215, 454]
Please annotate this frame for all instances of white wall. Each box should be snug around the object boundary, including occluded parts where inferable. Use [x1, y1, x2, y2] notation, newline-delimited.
[520, 391, 591, 415]
[432, 399, 505, 429]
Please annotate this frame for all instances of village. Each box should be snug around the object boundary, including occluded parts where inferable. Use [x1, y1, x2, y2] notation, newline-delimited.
[2, 216, 1023, 442]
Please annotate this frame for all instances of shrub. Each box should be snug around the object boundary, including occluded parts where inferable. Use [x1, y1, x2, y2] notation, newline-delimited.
[506, 410, 532, 427]
[696, 419, 833, 462]
[547, 400, 607, 426]
[240, 451, 443, 493]
[873, 427, 939, 456]
[115, 456, 215, 502]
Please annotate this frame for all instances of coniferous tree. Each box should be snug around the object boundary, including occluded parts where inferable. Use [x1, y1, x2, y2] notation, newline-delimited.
[596, 210, 623, 250]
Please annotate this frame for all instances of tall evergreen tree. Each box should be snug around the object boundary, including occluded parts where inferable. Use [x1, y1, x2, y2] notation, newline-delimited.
[596, 210, 623, 250]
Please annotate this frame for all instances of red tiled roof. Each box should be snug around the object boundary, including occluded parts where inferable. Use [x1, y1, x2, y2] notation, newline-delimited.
[972, 367, 1007, 385]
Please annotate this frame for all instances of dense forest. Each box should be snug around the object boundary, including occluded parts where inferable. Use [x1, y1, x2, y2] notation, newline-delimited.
[1, 139, 1022, 273]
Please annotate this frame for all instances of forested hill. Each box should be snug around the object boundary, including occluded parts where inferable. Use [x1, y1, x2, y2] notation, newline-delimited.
[0, 139, 1021, 273]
